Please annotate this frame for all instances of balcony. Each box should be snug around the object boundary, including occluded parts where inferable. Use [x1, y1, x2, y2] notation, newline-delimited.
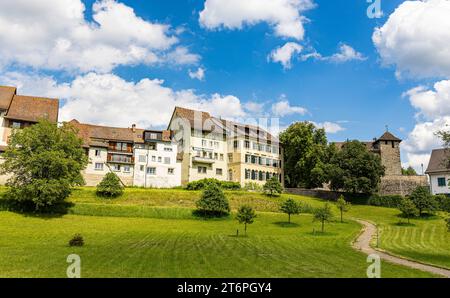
[107, 154, 134, 164]
[192, 156, 215, 164]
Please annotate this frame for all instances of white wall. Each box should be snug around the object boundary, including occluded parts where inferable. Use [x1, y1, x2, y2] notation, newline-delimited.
[133, 142, 181, 188]
[429, 173, 450, 195]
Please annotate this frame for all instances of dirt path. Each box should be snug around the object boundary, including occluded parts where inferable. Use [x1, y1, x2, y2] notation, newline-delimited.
[352, 219, 450, 278]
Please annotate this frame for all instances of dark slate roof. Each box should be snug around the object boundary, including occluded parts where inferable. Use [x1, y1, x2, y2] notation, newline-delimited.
[375, 131, 402, 142]
[425, 148, 450, 174]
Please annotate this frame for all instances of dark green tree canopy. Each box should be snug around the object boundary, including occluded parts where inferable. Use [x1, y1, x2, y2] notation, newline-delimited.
[402, 166, 418, 176]
[408, 186, 437, 216]
[313, 203, 334, 232]
[196, 183, 230, 217]
[280, 198, 301, 223]
[398, 198, 419, 224]
[280, 122, 330, 188]
[0, 120, 88, 211]
[97, 172, 124, 198]
[263, 176, 283, 197]
[327, 140, 385, 194]
[236, 205, 257, 235]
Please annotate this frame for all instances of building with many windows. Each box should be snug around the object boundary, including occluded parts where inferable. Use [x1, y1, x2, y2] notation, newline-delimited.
[168, 107, 284, 187]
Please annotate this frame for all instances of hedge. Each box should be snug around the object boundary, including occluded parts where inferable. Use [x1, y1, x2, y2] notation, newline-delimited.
[186, 178, 241, 190]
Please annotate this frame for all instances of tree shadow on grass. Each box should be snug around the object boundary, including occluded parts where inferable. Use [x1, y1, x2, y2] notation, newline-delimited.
[0, 198, 74, 219]
[392, 222, 416, 227]
[191, 210, 231, 221]
[272, 221, 300, 228]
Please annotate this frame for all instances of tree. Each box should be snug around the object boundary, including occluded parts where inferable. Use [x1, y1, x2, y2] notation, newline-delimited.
[0, 120, 87, 211]
[263, 176, 283, 197]
[313, 203, 334, 233]
[279, 122, 330, 188]
[196, 183, 230, 217]
[398, 198, 419, 224]
[327, 140, 385, 194]
[96, 172, 124, 198]
[236, 205, 257, 235]
[402, 166, 417, 176]
[409, 186, 437, 216]
[335, 195, 351, 223]
[280, 198, 301, 223]
[446, 217, 450, 232]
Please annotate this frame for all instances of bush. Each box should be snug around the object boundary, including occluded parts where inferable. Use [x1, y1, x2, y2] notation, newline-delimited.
[244, 182, 263, 192]
[69, 234, 84, 247]
[368, 194, 404, 208]
[96, 172, 124, 198]
[408, 186, 437, 216]
[263, 176, 283, 197]
[435, 194, 450, 212]
[195, 183, 230, 217]
[186, 178, 241, 190]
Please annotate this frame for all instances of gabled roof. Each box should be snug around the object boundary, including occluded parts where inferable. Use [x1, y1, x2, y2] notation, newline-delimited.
[375, 131, 402, 143]
[425, 148, 450, 174]
[0, 86, 16, 110]
[5, 95, 59, 123]
[69, 120, 145, 147]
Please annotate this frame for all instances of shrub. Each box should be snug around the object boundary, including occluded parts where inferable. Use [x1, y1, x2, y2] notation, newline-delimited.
[368, 194, 404, 208]
[195, 183, 230, 217]
[96, 172, 124, 198]
[435, 194, 450, 212]
[263, 176, 283, 197]
[186, 178, 240, 190]
[69, 234, 84, 247]
[244, 182, 263, 192]
[408, 186, 438, 216]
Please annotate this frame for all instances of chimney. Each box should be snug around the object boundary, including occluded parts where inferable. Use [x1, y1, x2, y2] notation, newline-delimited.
[131, 124, 136, 133]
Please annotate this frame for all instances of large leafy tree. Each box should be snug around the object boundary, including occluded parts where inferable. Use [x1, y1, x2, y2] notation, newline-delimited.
[0, 120, 88, 211]
[326, 140, 385, 194]
[280, 122, 330, 188]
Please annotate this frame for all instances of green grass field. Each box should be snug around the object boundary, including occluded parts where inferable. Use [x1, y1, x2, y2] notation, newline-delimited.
[0, 187, 447, 277]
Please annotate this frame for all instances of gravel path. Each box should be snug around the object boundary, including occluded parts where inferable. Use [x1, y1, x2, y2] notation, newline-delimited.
[352, 219, 450, 278]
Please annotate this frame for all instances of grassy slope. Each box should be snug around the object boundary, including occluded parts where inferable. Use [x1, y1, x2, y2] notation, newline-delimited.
[0, 211, 433, 278]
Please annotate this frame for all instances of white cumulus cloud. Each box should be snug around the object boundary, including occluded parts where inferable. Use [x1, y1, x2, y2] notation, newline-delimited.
[271, 99, 307, 117]
[188, 67, 206, 81]
[313, 121, 345, 134]
[199, 0, 315, 40]
[269, 42, 302, 69]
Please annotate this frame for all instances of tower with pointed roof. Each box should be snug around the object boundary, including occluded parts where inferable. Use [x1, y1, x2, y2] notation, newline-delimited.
[373, 130, 402, 176]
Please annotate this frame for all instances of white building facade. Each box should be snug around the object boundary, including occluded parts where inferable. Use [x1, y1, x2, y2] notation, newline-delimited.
[426, 148, 450, 195]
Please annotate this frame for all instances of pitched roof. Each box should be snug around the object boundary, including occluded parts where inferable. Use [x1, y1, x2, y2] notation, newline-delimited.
[5, 95, 59, 123]
[69, 120, 145, 147]
[425, 148, 450, 174]
[375, 131, 402, 142]
[0, 86, 16, 110]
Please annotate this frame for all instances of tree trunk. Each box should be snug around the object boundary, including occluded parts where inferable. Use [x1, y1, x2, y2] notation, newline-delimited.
[321, 220, 324, 233]
[288, 213, 291, 223]
[245, 223, 247, 236]
[340, 210, 343, 223]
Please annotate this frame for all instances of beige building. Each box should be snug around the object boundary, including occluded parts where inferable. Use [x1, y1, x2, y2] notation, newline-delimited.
[168, 107, 283, 186]
[0, 86, 59, 184]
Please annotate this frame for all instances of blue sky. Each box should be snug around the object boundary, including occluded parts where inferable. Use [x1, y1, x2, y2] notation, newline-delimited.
[1, 0, 450, 171]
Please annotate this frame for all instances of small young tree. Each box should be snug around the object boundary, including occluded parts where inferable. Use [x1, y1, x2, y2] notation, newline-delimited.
[313, 203, 334, 233]
[263, 176, 283, 197]
[280, 198, 301, 223]
[409, 186, 438, 216]
[398, 198, 419, 224]
[0, 120, 87, 211]
[196, 183, 230, 217]
[335, 195, 351, 223]
[96, 172, 124, 198]
[236, 205, 257, 235]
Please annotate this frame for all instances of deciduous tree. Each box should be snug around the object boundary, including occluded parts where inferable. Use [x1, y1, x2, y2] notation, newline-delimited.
[313, 203, 334, 233]
[335, 195, 351, 223]
[280, 198, 301, 223]
[236, 205, 257, 236]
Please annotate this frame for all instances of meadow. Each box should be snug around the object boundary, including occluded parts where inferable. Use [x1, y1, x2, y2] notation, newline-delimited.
[0, 187, 447, 277]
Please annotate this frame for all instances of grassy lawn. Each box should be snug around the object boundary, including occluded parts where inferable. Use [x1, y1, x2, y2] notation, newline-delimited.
[0, 211, 435, 278]
[0, 186, 447, 277]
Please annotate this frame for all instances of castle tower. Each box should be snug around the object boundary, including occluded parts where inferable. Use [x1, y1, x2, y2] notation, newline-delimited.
[373, 131, 402, 176]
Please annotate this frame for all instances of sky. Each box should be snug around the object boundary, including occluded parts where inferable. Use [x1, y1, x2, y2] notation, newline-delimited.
[0, 0, 450, 173]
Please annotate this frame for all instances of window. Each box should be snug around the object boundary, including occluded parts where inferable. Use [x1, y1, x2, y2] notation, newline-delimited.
[202, 140, 207, 147]
[438, 177, 446, 187]
[392, 141, 395, 149]
[233, 140, 239, 149]
[220, 154, 224, 161]
[94, 163, 103, 171]
[12, 122, 21, 129]
[216, 168, 223, 175]
[147, 167, 156, 175]
[244, 141, 250, 149]
[251, 155, 257, 164]
[140, 165, 145, 172]
[228, 153, 233, 163]
[266, 145, 271, 153]
[253, 143, 258, 150]
[164, 157, 170, 164]
[214, 141, 219, 148]
[259, 171, 264, 181]
[95, 150, 101, 157]
[245, 154, 251, 163]
[158, 156, 162, 163]
[152, 156, 156, 162]
[198, 166, 207, 174]
[168, 168, 174, 175]
[266, 158, 271, 166]
[245, 169, 251, 179]
[164, 147, 173, 152]
[139, 155, 146, 163]
[251, 170, 257, 180]
[214, 153, 218, 160]
[124, 165, 131, 173]
[115, 142, 128, 151]
[149, 143, 157, 151]
[150, 133, 157, 140]
[111, 164, 121, 172]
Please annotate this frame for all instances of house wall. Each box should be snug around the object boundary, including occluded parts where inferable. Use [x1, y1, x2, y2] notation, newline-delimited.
[429, 173, 450, 195]
[133, 142, 181, 188]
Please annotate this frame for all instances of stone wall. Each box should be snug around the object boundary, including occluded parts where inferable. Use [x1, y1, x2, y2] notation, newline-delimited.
[379, 175, 428, 196]
[379, 142, 402, 176]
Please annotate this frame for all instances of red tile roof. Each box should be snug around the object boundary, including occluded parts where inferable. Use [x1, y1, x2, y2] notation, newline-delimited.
[0, 86, 16, 110]
[5, 95, 59, 123]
